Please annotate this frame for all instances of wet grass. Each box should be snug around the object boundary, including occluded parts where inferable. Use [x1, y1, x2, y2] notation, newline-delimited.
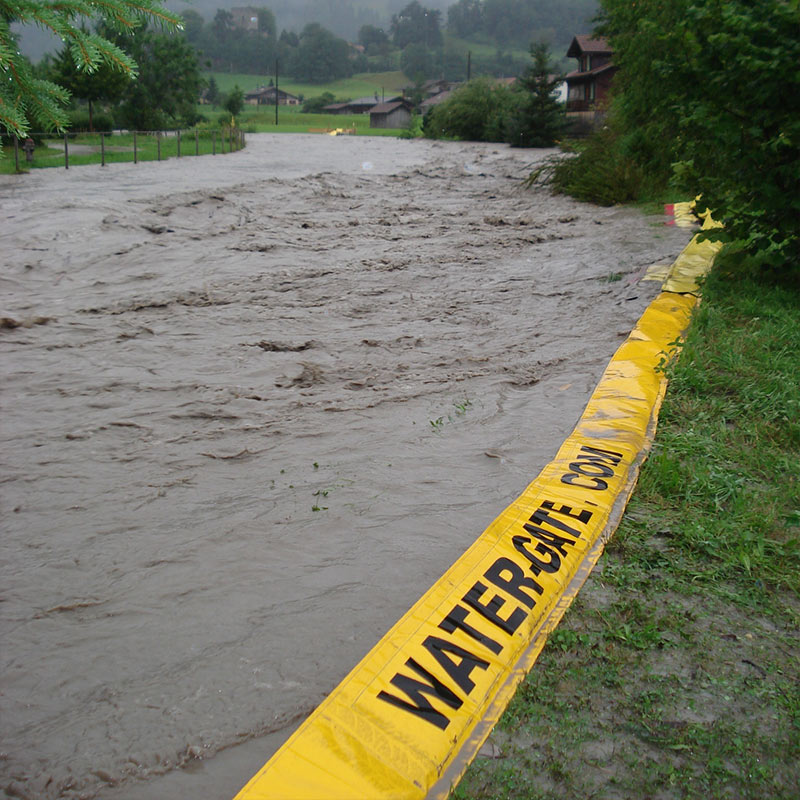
[453, 256, 800, 799]
[206, 70, 409, 100]
[1, 130, 243, 174]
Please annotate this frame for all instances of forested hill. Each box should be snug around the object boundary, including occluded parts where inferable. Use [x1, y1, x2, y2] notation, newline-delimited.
[166, 0, 451, 41]
[18, 0, 598, 64]
[166, 0, 597, 48]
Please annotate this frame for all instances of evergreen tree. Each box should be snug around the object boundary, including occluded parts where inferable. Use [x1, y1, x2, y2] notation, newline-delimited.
[50, 32, 131, 131]
[505, 42, 564, 147]
[0, 0, 180, 141]
[206, 75, 220, 107]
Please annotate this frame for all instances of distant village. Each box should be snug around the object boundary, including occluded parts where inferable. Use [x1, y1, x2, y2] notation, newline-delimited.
[234, 31, 615, 132]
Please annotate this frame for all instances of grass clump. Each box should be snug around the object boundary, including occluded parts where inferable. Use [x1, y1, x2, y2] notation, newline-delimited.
[453, 253, 800, 800]
[528, 128, 645, 206]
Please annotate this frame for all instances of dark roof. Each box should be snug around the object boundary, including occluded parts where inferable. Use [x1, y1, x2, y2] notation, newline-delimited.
[322, 102, 351, 111]
[348, 96, 383, 106]
[245, 87, 298, 99]
[566, 35, 612, 58]
[370, 100, 411, 115]
[420, 89, 454, 110]
[565, 63, 616, 81]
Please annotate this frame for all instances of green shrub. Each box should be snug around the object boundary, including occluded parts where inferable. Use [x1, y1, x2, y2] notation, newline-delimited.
[530, 128, 643, 206]
[424, 79, 519, 142]
[67, 109, 115, 134]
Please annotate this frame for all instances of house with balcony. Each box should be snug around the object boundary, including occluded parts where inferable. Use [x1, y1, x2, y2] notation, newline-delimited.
[565, 35, 616, 115]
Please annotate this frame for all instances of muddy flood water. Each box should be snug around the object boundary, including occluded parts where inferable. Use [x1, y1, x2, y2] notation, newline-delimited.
[1, 134, 692, 799]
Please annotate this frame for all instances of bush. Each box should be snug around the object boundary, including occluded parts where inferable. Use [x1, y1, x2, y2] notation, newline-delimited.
[530, 128, 643, 206]
[67, 110, 115, 134]
[424, 79, 520, 142]
[302, 92, 337, 113]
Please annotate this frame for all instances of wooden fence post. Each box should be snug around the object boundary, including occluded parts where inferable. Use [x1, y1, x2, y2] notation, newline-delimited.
[177, 129, 181, 158]
[133, 131, 137, 164]
[101, 132, 105, 166]
[64, 134, 69, 170]
[157, 131, 161, 161]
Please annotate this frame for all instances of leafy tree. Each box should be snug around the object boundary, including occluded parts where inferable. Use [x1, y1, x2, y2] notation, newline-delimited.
[224, 84, 244, 118]
[50, 32, 131, 131]
[114, 27, 202, 130]
[447, 0, 484, 38]
[400, 43, 436, 82]
[391, 1, 443, 49]
[358, 24, 389, 53]
[505, 42, 564, 147]
[180, 9, 205, 46]
[0, 0, 180, 140]
[424, 78, 519, 142]
[256, 8, 276, 37]
[212, 9, 234, 42]
[598, 0, 800, 274]
[302, 91, 337, 113]
[290, 23, 352, 83]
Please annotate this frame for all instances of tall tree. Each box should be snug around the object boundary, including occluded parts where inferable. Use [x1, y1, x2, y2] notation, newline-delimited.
[505, 42, 564, 147]
[50, 33, 131, 130]
[114, 27, 202, 130]
[391, 1, 443, 49]
[290, 23, 352, 83]
[0, 0, 180, 140]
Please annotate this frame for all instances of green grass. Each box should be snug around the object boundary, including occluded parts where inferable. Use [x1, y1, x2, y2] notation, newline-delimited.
[202, 103, 405, 136]
[207, 70, 409, 100]
[1, 130, 243, 173]
[453, 256, 800, 799]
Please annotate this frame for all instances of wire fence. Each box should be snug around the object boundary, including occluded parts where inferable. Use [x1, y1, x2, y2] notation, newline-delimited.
[9, 128, 246, 173]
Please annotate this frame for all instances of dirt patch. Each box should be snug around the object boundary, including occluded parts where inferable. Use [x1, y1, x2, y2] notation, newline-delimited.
[0, 134, 692, 800]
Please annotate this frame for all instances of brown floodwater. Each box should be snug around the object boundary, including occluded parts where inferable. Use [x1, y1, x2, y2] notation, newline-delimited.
[0, 134, 691, 799]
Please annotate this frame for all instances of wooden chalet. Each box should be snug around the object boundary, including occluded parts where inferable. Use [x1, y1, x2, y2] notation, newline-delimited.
[369, 99, 414, 129]
[244, 87, 300, 106]
[565, 35, 616, 113]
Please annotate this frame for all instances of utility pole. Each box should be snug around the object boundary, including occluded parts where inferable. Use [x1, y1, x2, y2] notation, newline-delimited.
[275, 59, 279, 126]
[467, 51, 472, 81]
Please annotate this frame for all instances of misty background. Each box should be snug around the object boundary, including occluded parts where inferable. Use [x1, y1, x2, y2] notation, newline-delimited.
[17, 0, 597, 63]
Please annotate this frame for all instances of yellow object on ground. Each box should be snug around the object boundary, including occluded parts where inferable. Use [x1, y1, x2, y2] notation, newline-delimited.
[234, 222, 719, 800]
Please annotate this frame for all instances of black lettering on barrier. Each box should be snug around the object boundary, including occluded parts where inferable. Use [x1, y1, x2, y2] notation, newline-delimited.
[561, 473, 608, 490]
[513, 535, 561, 575]
[464, 581, 528, 635]
[439, 605, 503, 655]
[569, 461, 614, 478]
[484, 557, 543, 605]
[377, 657, 462, 730]
[528, 508, 582, 537]
[522, 522, 574, 557]
[578, 445, 623, 464]
[539, 500, 593, 525]
[423, 636, 490, 694]
[560, 445, 624, 491]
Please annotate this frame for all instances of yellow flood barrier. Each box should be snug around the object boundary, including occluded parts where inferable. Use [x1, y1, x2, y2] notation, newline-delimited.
[234, 223, 719, 800]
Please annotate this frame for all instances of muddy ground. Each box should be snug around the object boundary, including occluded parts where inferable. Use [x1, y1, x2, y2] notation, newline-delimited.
[0, 134, 692, 799]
